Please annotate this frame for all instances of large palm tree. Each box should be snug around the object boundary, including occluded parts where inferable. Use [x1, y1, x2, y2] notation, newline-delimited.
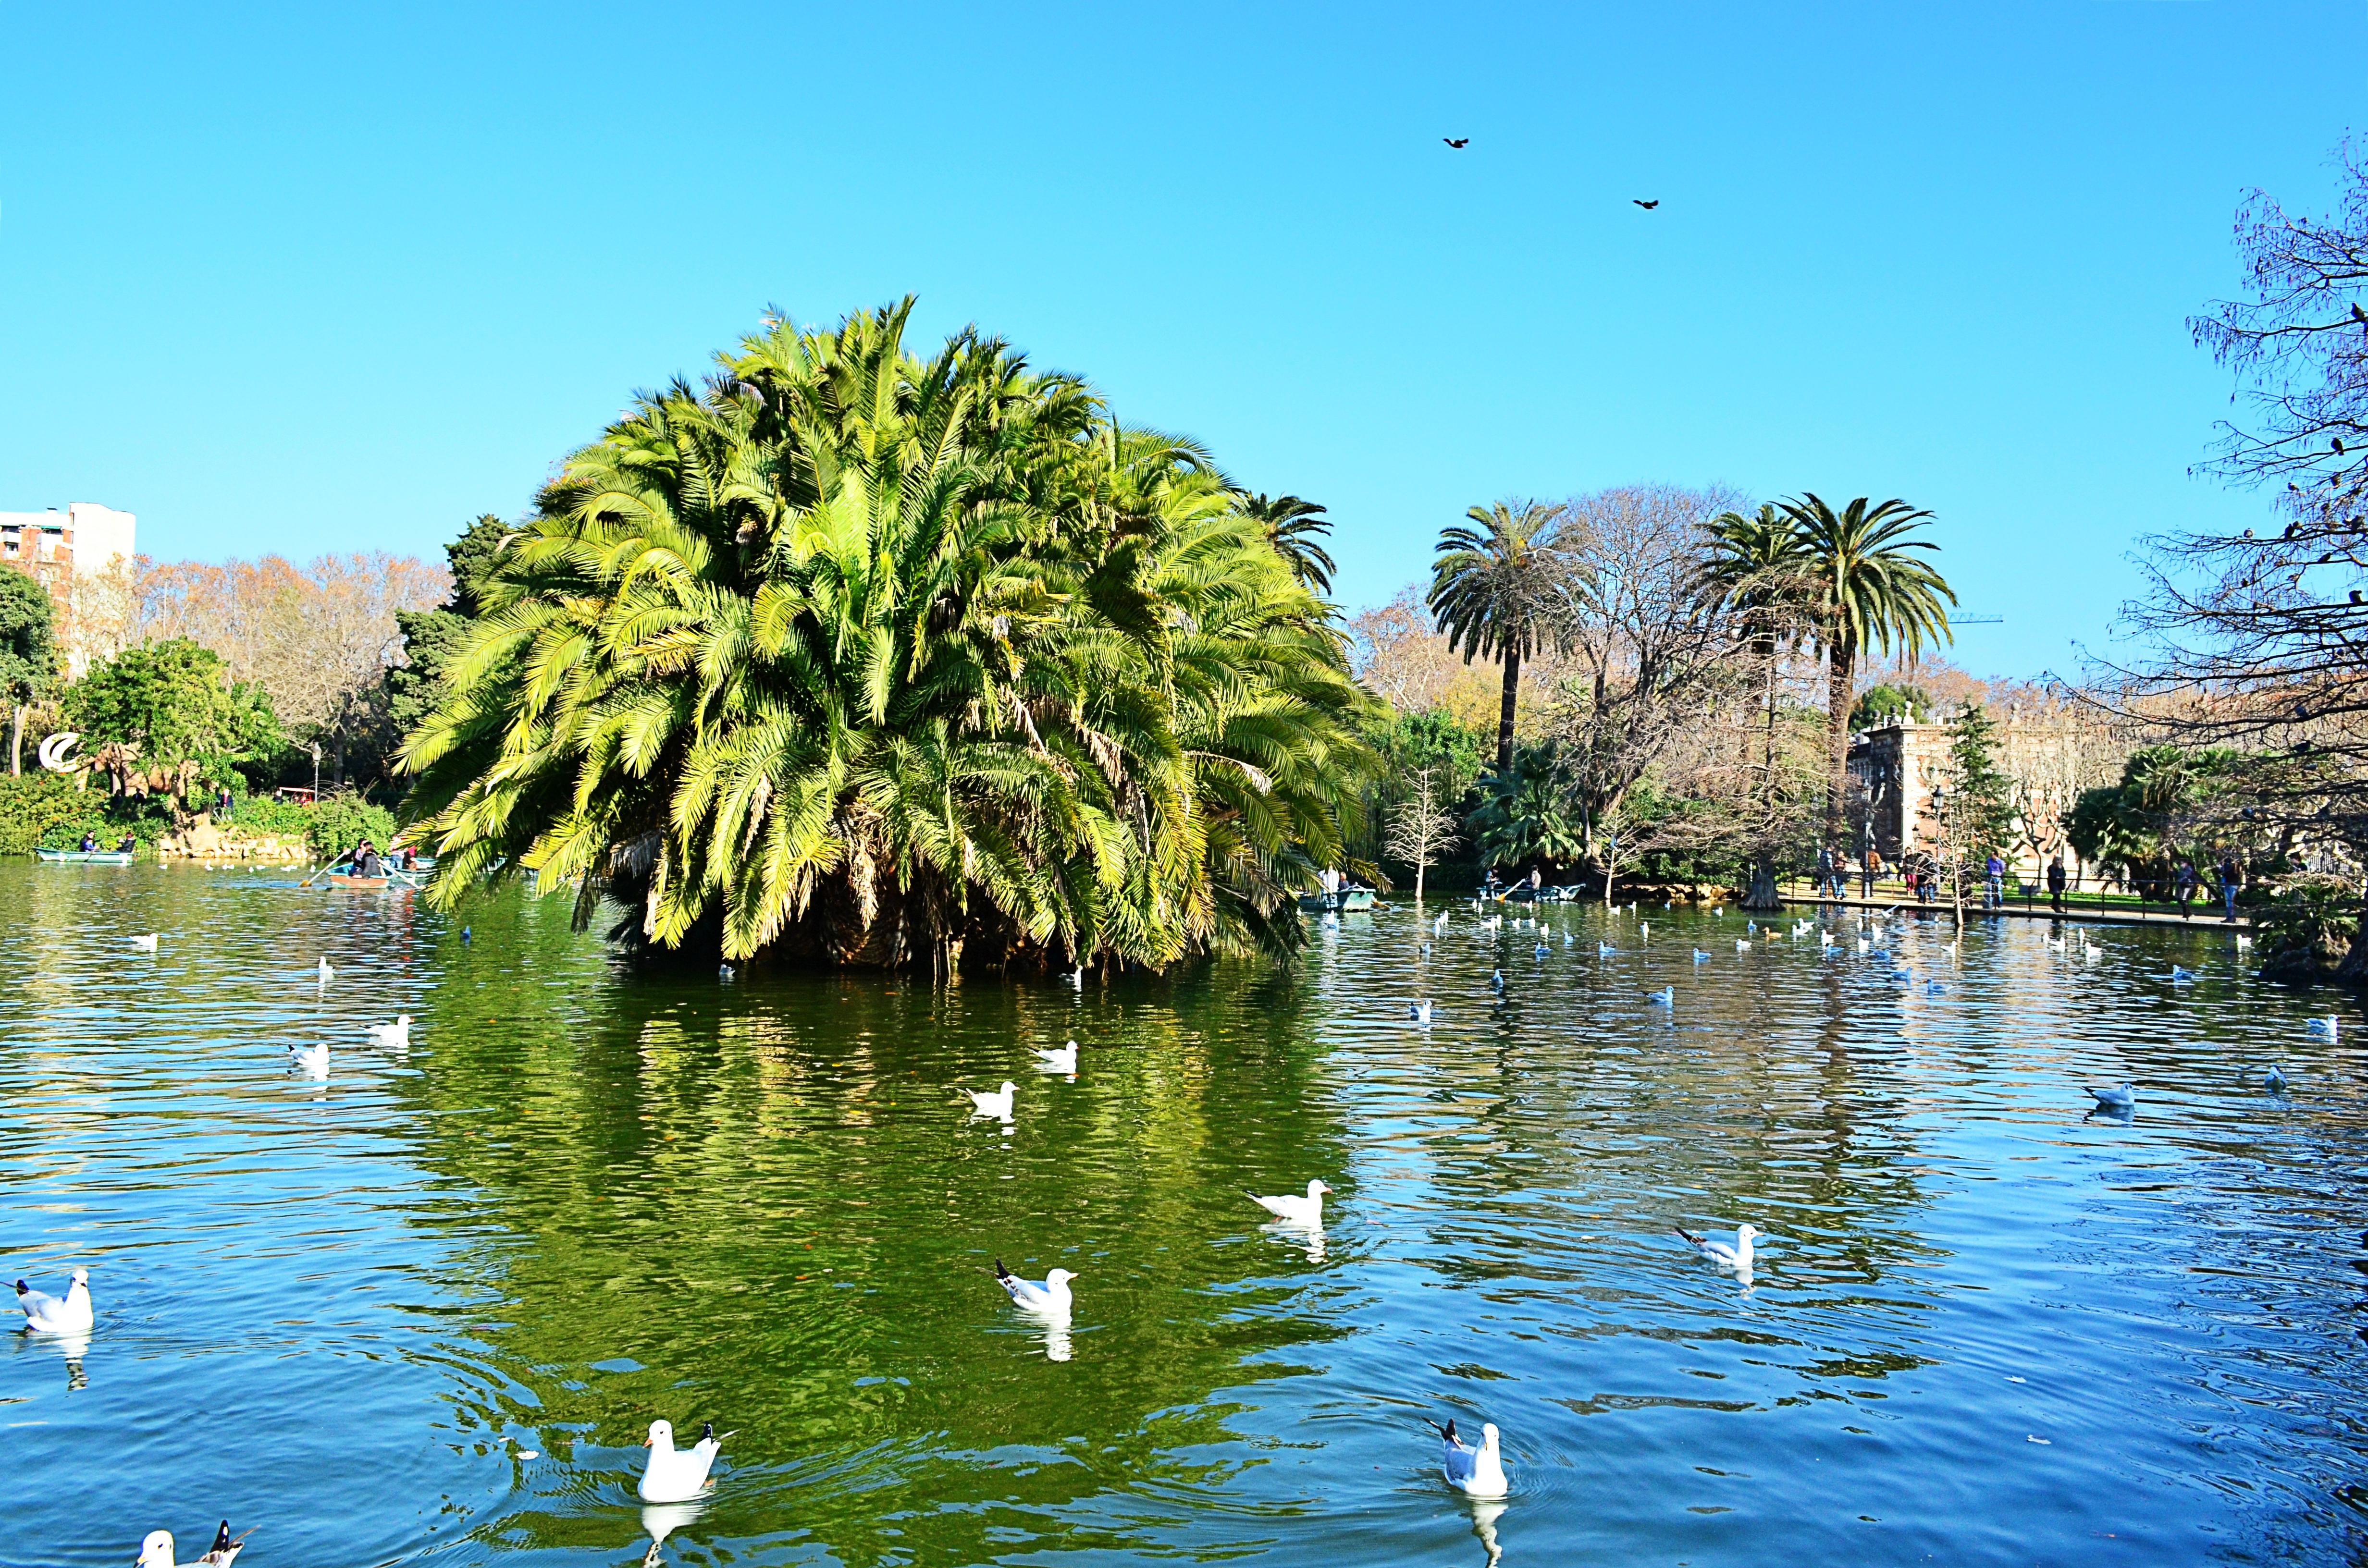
[1782, 493, 1955, 847]
[1429, 500, 1570, 773]
[1703, 503, 1808, 792]
[1238, 493, 1336, 595]
[398, 301, 1375, 972]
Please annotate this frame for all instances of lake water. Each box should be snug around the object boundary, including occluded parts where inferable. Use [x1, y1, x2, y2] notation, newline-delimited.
[4, 863, 2366, 1567]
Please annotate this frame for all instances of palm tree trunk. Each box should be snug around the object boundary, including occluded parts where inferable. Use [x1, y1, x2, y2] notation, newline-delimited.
[1825, 638, 1855, 848]
[1495, 647, 1521, 773]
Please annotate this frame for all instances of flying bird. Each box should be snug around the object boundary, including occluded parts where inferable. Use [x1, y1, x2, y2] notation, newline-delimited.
[1443, 137, 1469, 148]
[1633, 199, 1659, 209]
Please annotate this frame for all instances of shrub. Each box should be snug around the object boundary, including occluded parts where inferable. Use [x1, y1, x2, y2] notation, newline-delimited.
[227, 794, 315, 839]
[0, 773, 93, 855]
[32, 794, 174, 857]
[305, 791, 396, 860]
[2254, 875, 2358, 965]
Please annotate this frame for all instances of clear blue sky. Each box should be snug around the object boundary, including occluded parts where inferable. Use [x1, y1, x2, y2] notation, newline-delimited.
[4, 3, 2359, 678]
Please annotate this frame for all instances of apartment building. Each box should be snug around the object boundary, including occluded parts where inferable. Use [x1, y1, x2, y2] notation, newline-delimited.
[0, 502, 138, 674]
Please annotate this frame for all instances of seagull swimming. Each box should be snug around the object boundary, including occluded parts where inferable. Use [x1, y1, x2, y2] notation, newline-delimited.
[638, 1418, 726, 1503]
[1534, 942, 1549, 959]
[15, 1267, 93, 1334]
[718, 963, 737, 981]
[1490, 970, 1504, 991]
[2307, 1016, 2341, 1039]
[994, 1258, 1077, 1319]
[2086, 1082, 2136, 1113]
[2262, 1064, 2289, 1092]
[1033, 1040, 1078, 1073]
[1645, 987, 1674, 1007]
[1677, 1223, 1759, 1273]
[1639, 921, 1649, 938]
[1598, 942, 1616, 956]
[130, 933, 159, 952]
[1248, 1178, 1332, 1227]
[365, 1015, 412, 1050]
[137, 1523, 253, 1568]
[1409, 1000, 1433, 1026]
[962, 1081, 1018, 1118]
[1427, 1418, 1509, 1499]
[1735, 939, 1751, 952]
[289, 1041, 329, 1078]
[2171, 966, 2197, 983]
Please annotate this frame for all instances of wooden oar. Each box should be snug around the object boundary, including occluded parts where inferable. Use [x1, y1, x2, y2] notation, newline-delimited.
[300, 859, 353, 889]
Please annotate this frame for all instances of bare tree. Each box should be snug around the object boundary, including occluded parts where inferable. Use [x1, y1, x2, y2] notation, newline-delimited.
[1546, 483, 1753, 856]
[1383, 765, 1461, 902]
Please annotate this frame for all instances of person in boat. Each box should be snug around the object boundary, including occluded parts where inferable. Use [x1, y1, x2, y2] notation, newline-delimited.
[399, 846, 417, 872]
[116, 833, 136, 855]
[78, 833, 98, 853]
[353, 839, 384, 879]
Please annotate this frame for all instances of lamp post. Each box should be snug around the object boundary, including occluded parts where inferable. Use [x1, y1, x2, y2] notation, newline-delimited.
[310, 742, 321, 804]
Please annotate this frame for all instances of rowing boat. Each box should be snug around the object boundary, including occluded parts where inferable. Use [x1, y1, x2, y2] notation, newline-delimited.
[35, 848, 136, 866]
[324, 871, 392, 889]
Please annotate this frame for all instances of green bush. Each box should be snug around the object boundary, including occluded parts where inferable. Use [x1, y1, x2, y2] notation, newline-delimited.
[227, 794, 315, 839]
[32, 794, 174, 858]
[305, 791, 396, 860]
[2254, 875, 2359, 962]
[0, 773, 95, 855]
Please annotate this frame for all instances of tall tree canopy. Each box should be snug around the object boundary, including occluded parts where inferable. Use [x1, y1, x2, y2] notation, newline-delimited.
[397, 301, 1374, 972]
[1429, 499, 1570, 773]
[0, 568, 60, 775]
[388, 514, 511, 736]
[1783, 493, 1955, 845]
[64, 638, 283, 799]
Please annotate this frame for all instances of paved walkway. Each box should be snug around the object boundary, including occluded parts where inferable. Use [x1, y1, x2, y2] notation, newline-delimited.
[1777, 885, 2256, 931]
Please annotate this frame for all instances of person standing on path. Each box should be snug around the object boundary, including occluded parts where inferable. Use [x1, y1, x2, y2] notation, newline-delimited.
[1985, 852, 2005, 909]
[1863, 848, 1883, 901]
[2174, 860, 2198, 919]
[2047, 855, 2068, 915]
[1818, 846, 1835, 900]
[2219, 855, 2242, 921]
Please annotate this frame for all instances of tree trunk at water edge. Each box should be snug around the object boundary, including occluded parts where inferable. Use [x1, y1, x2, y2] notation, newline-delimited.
[1495, 647, 1521, 773]
[1825, 639, 1855, 850]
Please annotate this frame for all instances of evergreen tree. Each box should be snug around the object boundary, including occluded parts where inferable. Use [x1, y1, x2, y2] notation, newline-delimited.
[1943, 702, 2016, 865]
[0, 568, 60, 775]
[387, 515, 510, 738]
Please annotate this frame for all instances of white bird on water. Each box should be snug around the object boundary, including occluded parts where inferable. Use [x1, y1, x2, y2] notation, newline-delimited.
[15, 1267, 93, 1334]
[2171, 966, 2198, 983]
[962, 1081, 1018, 1118]
[130, 933, 159, 952]
[1033, 1040, 1078, 1073]
[2086, 1082, 2136, 1114]
[289, 1041, 329, 1078]
[1677, 1223, 1759, 1273]
[366, 1015, 412, 1050]
[639, 1418, 727, 1503]
[1490, 970, 1504, 991]
[317, 956, 334, 985]
[137, 1523, 253, 1568]
[2262, 1064, 2289, 1093]
[994, 1258, 1077, 1319]
[1735, 939, 1751, 953]
[1639, 921, 1649, 939]
[1427, 1417, 1509, 1498]
[1645, 987, 1674, 1007]
[2308, 1016, 2341, 1040]
[1248, 1178, 1332, 1227]
[1409, 1000, 1433, 1026]
[1598, 941, 1616, 956]
[1691, 948, 1709, 964]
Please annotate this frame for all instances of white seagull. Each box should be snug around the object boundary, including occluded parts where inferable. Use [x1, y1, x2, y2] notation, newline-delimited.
[290, 1041, 329, 1078]
[962, 1081, 1018, 1118]
[130, 933, 160, 952]
[366, 1015, 412, 1050]
[1248, 1178, 1332, 1227]
[137, 1523, 253, 1568]
[1598, 941, 1616, 956]
[1427, 1417, 1509, 1498]
[994, 1258, 1076, 1319]
[1677, 1223, 1759, 1273]
[1645, 986, 1674, 1007]
[1735, 939, 1751, 953]
[2308, 1016, 2341, 1039]
[638, 1418, 727, 1503]
[15, 1267, 94, 1334]
[1409, 1000, 1433, 1026]
[2086, 1082, 2136, 1114]
[1033, 1040, 1078, 1073]
[1691, 948, 1710, 964]
[2262, 1064, 2289, 1092]
[317, 956, 334, 984]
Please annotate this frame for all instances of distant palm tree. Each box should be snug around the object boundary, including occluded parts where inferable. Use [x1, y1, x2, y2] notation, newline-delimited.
[1782, 493, 1956, 846]
[1430, 500, 1570, 773]
[1240, 493, 1337, 595]
[1703, 503, 1807, 788]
